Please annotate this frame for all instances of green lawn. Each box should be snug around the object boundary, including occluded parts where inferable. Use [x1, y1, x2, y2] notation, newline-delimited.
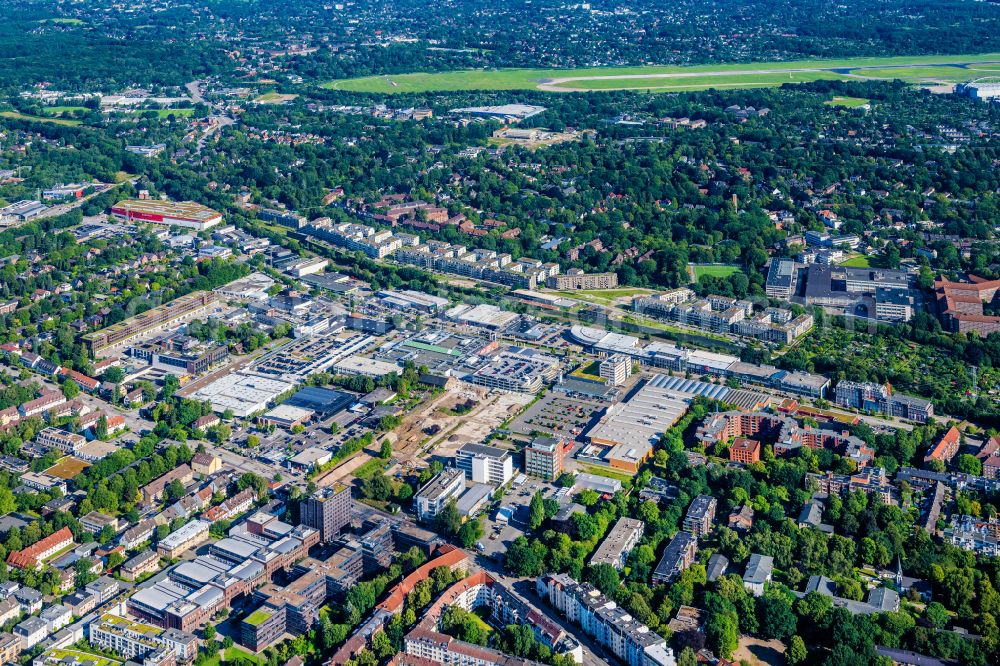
[253, 91, 298, 104]
[691, 264, 741, 279]
[852, 65, 971, 81]
[353, 457, 390, 481]
[553, 287, 651, 304]
[324, 52, 1000, 94]
[199, 646, 264, 666]
[0, 110, 82, 126]
[244, 610, 272, 626]
[40, 17, 85, 25]
[570, 361, 603, 382]
[825, 96, 871, 108]
[839, 255, 872, 267]
[43, 106, 89, 115]
[126, 108, 195, 118]
[580, 464, 636, 482]
[41, 649, 120, 666]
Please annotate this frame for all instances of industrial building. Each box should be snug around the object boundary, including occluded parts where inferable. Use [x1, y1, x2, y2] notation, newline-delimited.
[188, 372, 295, 418]
[111, 199, 223, 231]
[584, 374, 728, 474]
[378, 289, 450, 313]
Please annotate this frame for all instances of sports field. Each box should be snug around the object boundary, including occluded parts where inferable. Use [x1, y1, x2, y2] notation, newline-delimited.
[691, 264, 741, 280]
[325, 53, 1000, 94]
[825, 96, 871, 108]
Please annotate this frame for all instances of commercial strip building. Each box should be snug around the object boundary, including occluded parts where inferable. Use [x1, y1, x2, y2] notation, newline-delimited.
[111, 199, 223, 231]
[568, 325, 829, 398]
[834, 381, 934, 423]
[589, 518, 644, 570]
[537, 573, 677, 666]
[83, 291, 217, 354]
[414, 469, 466, 521]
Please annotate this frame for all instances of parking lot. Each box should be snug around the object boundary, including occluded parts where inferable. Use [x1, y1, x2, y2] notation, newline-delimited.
[508, 391, 605, 441]
[478, 478, 563, 560]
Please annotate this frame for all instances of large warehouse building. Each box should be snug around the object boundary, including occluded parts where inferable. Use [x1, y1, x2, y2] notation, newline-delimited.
[111, 199, 223, 231]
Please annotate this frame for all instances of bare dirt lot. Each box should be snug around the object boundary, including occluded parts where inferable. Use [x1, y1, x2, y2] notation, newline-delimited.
[734, 636, 786, 666]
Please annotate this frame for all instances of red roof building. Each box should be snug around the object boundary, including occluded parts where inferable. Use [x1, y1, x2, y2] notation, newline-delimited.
[924, 426, 961, 465]
[7, 527, 74, 569]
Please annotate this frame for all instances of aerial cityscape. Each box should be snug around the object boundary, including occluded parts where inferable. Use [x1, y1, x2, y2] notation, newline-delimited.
[1, 1, 1000, 666]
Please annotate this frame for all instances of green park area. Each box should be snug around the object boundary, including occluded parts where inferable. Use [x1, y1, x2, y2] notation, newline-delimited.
[0, 110, 81, 126]
[325, 53, 1000, 94]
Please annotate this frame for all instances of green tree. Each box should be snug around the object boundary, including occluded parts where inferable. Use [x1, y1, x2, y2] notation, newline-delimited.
[459, 518, 484, 548]
[380, 440, 392, 459]
[435, 500, 462, 537]
[706, 612, 739, 659]
[528, 491, 545, 530]
[587, 563, 621, 596]
[62, 379, 80, 399]
[787, 635, 807, 665]
[955, 454, 983, 476]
